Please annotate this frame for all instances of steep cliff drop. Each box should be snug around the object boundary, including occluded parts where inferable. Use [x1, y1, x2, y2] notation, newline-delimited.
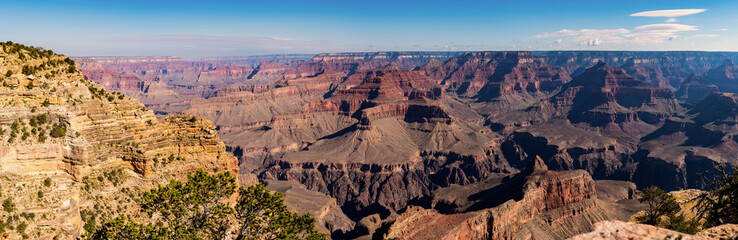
[0, 43, 239, 239]
[384, 157, 634, 240]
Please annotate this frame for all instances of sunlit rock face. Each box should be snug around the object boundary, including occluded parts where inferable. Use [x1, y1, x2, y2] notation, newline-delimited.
[1, 45, 239, 239]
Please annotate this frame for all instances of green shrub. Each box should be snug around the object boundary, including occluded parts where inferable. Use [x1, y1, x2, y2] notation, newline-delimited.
[35, 113, 48, 125]
[87, 170, 326, 240]
[50, 123, 66, 138]
[2, 198, 15, 212]
[696, 165, 738, 227]
[16, 221, 27, 234]
[635, 186, 680, 225]
[37, 133, 47, 143]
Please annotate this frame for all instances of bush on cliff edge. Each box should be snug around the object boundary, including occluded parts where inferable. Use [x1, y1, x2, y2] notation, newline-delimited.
[86, 169, 326, 240]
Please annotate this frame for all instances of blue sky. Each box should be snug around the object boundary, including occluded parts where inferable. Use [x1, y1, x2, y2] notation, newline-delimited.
[1, 0, 736, 57]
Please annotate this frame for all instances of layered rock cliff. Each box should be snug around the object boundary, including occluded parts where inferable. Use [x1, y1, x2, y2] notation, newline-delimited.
[636, 92, 738, 189]
[536, 51, 738, 87]
[677, 59, 738, 103]
[488, 62, 687, 190]
[70, 50, 738, 238]
[0, 43, 238, 239]
[254, 65, 507, 222]
[385, 158, 627, 240]
[417, 52, 569, 113]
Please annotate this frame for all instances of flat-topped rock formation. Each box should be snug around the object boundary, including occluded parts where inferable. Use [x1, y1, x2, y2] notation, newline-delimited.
[536, 51, 738, 86]
[636, 92, 738, 189]
[491, 62, 682, 139]
[310, 52, 463, 69]
[417, 52, 569, 114]
[486, 63, 688, 190]
[278, 52, 462, 80]
[264, 180, 355, 237]
[677, 59, 738, 103]
[72, 56, 313, 116]
[199, 54, 313, 67]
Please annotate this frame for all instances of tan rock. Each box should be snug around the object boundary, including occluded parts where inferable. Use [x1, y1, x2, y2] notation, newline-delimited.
[696, 224, 738, 240]
[570, 220, 702, 240]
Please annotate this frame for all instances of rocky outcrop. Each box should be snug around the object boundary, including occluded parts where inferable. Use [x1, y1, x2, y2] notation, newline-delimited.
[199, 54, 313, 67]
[72, 56, 312, 116]
[280, 52, 462, 80]
[700, 59, 738, 93]
[570, 220, 699, 240]
[536, 51, 737, 84]
[0, 43, 239, 239]
[697, 224, 738, 240]
[634, 92, 738, 190]
[486, 62, 690, 191]
[572, 221, 738, 240]
[555, 61, 679, 126]
[265, 180, 355, 237]
[595, 180, 637, 203]
[677, 59, 738, 103]
[417, 52, 569, 114]
[385, 158, 624, 240]
[677, 74, 720, 103]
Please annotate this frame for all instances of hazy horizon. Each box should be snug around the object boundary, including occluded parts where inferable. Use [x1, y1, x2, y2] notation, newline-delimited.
[3, 0, 737, 58]
[68, 49, 738, 61]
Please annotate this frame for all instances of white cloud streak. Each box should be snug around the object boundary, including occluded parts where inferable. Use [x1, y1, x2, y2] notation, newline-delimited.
[534, 24, 699, 47]
[630, 9, 706, 18]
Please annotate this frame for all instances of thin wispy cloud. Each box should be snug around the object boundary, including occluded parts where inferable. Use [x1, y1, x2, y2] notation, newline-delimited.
[535, 24, 699, 47]
[715, 29, 729, 31]
[630, 9, 706, 18]
[693, 34, 720, 38]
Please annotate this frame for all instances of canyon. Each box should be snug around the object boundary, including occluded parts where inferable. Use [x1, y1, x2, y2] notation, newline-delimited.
[5, 46, 738, 239]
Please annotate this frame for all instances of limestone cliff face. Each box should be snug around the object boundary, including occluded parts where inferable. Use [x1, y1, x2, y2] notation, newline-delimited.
[213, 65, 509, 224]
[536, 51, 737, 84]
[487, 63, 688, 190]
[634, 92, 738, 190]
[418, 52, 569, 104]
[677, 60, 738, 103]
[0, 43, 238, 239]
[386, 159, 617, 240]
